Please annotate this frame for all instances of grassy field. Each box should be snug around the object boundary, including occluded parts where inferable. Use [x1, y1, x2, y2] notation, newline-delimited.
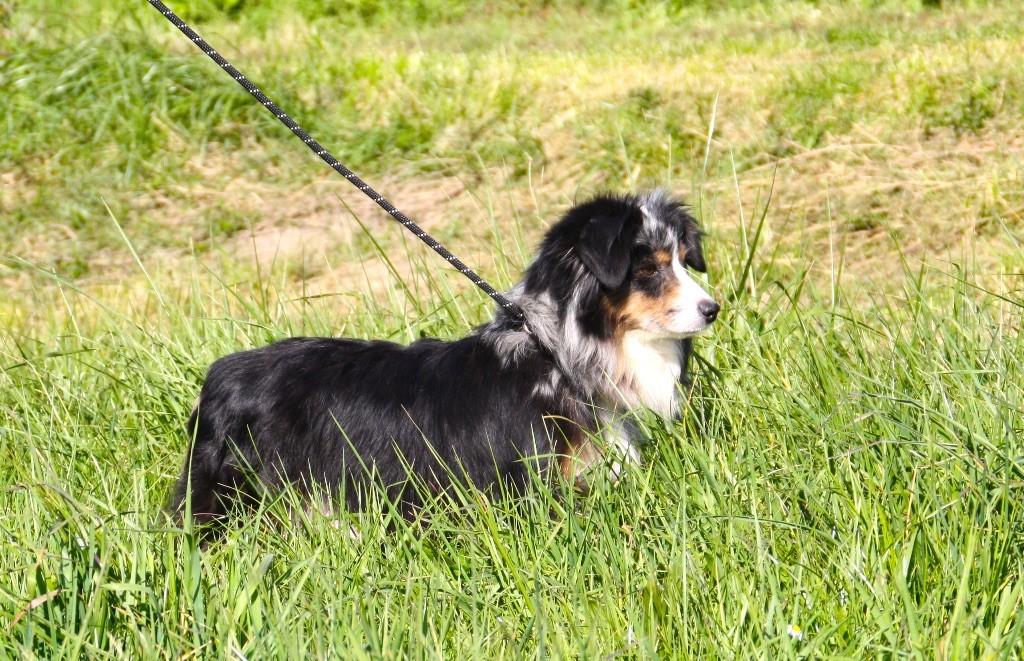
[2, 0, 1023, 657]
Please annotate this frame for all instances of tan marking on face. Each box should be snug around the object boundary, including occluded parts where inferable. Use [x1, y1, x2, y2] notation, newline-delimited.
[600, 284, 681, 400]
[614, 279, 682, 331]
[601, 248, 678, 334]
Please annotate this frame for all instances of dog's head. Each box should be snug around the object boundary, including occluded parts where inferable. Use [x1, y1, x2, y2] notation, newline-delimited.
[522, 190, 719, 342]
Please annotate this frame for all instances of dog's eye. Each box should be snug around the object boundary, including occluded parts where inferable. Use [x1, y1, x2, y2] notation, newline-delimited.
[635, 261, 658, 278]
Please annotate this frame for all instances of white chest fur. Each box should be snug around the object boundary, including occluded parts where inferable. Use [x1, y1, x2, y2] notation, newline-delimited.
[617, 332, 682, 417]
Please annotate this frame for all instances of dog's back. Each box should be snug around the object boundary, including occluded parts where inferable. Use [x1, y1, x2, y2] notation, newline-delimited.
[173, 335, 574, 523]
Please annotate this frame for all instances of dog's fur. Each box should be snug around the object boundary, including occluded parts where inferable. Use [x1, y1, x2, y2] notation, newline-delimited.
[173, 190, 719, 524]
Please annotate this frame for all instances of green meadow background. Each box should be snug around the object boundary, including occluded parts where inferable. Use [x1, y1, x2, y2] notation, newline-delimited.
[2, 0, 1022, 657]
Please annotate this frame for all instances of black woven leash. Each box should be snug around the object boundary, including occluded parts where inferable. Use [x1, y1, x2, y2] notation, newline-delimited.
[146, 0, 526, 325]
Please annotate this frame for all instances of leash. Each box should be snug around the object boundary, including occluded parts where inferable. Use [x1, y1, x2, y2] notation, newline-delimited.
[146, 0, 527, 325]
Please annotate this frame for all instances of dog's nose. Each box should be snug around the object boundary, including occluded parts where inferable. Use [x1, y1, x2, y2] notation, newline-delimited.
[698, 299, 720, 323]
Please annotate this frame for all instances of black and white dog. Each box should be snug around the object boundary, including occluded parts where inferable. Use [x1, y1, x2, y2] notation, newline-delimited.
[173, 190, 719, 524]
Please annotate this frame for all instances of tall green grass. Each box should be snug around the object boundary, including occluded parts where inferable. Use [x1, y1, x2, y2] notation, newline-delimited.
[2, 203, 1021, 657]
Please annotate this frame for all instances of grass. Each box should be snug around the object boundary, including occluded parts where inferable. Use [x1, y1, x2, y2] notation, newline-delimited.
[2, 0, 1023, 657]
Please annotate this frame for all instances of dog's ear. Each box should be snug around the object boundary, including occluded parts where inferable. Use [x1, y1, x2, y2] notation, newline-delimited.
[578, 206, 642, 289]
[681, 220, 706, 273]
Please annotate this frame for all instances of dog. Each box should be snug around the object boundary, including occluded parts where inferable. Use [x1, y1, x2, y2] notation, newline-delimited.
[173, 190, 720, 525]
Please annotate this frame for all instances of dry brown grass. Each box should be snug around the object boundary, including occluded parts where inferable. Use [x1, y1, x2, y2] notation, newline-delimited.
[131, 125, 1024, 307]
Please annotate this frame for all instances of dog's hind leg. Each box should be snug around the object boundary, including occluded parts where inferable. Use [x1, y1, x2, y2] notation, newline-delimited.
[172, 405, 239, 527]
